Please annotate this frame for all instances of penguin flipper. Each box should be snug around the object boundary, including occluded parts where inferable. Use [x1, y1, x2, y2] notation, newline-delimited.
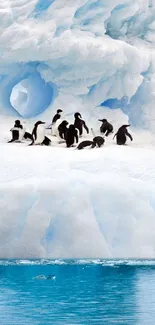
[83, 121, 89, 134]
[24, 132, 33, 141]
[42, 136, 51, 146]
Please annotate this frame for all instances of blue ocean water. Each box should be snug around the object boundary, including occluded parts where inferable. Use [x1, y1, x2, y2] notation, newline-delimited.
[0, 259, 155, 324]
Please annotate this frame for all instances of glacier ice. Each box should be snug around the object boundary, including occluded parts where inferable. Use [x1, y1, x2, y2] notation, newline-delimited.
[0, 1, 155, 259]
[0, 135, 155, 259]
[0, 0, 155, 130]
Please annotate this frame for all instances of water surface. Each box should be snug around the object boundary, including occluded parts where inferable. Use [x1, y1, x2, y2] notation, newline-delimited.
[0, 259, 155, 324]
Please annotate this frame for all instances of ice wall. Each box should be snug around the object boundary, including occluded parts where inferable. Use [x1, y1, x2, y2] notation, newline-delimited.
[0, 0, 155, 129]
[1, 144, 155, 259]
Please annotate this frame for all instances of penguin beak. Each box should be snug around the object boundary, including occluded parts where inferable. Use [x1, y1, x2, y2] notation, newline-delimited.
[98, 119, 103, 122]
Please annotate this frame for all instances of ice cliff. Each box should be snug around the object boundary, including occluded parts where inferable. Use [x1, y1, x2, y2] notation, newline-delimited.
[0, 0, 155, 130]
[1, 143, 155, 259]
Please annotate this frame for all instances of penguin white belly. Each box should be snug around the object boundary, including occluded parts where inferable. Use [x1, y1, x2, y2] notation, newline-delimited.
[75, 128, 79, 138]
[35, 124, 45, 144]
[52, 119, 62, 138]
[51, 122, 56, 136]
[11, 127, 25, 142]
[74, 128, 79, 145]
[18, 127, 25, 142]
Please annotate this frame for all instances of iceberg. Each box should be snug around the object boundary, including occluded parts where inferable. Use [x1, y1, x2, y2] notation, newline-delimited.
[0, 138, 155, 259]
[0, 0, 154, 128]
[0, 0, 155, 258]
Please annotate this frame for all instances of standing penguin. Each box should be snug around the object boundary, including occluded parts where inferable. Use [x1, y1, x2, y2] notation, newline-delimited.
[65, 124, 79, 148]
[51, 109, 64, 136]
[46, 109, 63, 130]
[74, 112, 89, 136]
[98, 119, 113, 136]
[52, 109, 63, 125]
[8, 120, 32, 143]
[52, 118, 69, 140]
[58, 120, 69, 140]
[113, 125, 133, 145]
[29, 121, 51, 146]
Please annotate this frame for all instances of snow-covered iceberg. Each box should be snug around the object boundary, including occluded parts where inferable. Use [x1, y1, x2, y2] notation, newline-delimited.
[0, 140, 155, 259]
[0, 0, 155, 129]
[0, 0, 155, 259]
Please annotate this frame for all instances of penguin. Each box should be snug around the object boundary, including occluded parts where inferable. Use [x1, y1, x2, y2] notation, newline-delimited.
[8, 120, 32, 143]
[74, 112, 89, 136]
[46, 275, 56, 280]
[29, 121, 51, 146]
[98, 119, 113, 136]
[77, 135, 105, 150]
[52, 109, 63, 125]
[77, 136, 105, 150]
[77, 140, 95, 150]
[51, 109, 63, 135]
[65, 124, 79, 148]
[58, 120, 69, 140]
[113, 125, 133, 145]
[46, 109, 63, 130]
[52, 118, 69, 140]
[91, 128, 105, 147]
[93, 136, 105, 147]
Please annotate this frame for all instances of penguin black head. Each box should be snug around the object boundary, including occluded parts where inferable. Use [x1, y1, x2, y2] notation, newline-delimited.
[93, 136, 105, 147]
[69, 124, 76, 130]
[98, 119, 107, 123]
[74, 112, 82, 119]
[15, 120, 21, 126]
[57, 109, 63, 114]
[122, 124, 130, 128]
[61, 120, 68, 127]
[34, 121, 45, 127]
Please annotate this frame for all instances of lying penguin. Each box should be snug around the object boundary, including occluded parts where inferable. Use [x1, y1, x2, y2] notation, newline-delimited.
[29, 121, 51, 146]
[77, 129, 105, 150]
[8, 120, 33, 143]
[77, 140, 95, 150]
[77, 136, 104, 150]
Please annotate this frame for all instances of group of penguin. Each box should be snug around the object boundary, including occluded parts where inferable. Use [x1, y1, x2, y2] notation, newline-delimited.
[8, 108, 133, 149]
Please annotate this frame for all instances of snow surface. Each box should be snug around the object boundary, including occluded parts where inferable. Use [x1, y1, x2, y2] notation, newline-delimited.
[0, 0, 155, 258]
